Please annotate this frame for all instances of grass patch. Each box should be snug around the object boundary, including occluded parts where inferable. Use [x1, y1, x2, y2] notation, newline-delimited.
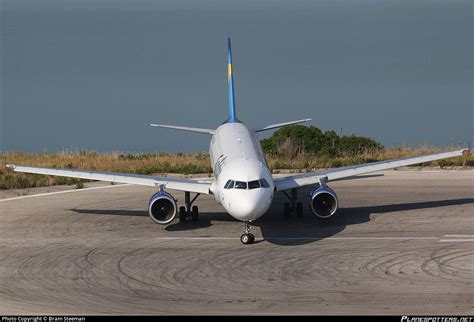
[266, 147, 472, 170]
[75, 181, 84, 189]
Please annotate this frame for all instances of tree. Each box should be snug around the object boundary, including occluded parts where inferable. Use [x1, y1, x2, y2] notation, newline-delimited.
[337, 135, 384, 155]
[261, 125, 383, 157]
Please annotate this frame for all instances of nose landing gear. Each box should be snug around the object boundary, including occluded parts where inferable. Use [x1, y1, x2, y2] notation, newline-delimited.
[240, 221, 255, 245]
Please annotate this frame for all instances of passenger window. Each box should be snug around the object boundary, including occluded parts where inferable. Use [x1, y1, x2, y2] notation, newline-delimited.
[234, 181, 247, 189]
[248, 180, 260, 189]
[224, 180, 234, 189]
[259, 178, 270, 188]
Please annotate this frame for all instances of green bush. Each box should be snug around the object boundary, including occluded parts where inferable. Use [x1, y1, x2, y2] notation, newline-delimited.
[338, 136, 384, 155]
[0, 175, 30, 189]
[261, 125, 383, 157]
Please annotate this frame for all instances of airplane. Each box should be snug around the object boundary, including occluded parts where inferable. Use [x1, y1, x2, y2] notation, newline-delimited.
[6, 38, 468, 244]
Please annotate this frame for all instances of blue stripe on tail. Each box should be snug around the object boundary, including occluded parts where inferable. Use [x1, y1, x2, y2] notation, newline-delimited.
[227, 37, 237, 123]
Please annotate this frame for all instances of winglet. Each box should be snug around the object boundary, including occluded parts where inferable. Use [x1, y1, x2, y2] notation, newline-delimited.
[462, 146, 471, 156]
[6, 164, 16, 169]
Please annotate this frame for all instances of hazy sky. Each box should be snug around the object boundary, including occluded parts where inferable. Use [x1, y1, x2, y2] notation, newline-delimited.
[1, 0, 472, 153]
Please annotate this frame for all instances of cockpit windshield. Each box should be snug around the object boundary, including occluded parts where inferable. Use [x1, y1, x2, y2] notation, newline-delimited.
[248, 180, 260, 189]
[224, 178, 270, 190]
[259, 178, 270, 188]
[224, 180, 234, 189]
[234, 181, 247, 189]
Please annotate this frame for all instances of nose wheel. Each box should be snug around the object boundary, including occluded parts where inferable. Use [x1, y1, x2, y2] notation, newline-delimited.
[240, 233, 255, 244]
[240, 221, 255, 245]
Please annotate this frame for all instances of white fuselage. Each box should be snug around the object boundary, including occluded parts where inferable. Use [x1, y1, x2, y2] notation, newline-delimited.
[209, 122, 274, 222]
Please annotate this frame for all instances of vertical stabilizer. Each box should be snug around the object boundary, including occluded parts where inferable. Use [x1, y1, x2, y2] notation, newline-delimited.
[227, 37, 237, 123]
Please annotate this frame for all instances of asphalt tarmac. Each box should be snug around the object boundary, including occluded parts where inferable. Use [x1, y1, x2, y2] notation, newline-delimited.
[0, 170, 473, 314]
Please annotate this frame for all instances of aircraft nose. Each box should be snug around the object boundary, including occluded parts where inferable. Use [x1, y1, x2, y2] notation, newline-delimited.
[227, 189, 272, 221]
[230, 203, 252, 220]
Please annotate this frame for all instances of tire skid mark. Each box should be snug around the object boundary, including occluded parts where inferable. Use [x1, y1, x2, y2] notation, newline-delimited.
[421, 247, 474, 282]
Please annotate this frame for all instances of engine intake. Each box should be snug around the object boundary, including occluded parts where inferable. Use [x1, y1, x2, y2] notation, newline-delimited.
[148, 191, 177, 225]
[309, 184, 338, 218]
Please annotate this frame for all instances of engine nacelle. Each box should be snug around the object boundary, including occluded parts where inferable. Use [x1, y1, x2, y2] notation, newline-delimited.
[148, 191, 177, 225]
[308, 184, 338, 218]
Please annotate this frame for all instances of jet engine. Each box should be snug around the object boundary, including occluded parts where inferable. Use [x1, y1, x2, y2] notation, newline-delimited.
[309, 184, 338, 218]
[148, 191, 177, 224]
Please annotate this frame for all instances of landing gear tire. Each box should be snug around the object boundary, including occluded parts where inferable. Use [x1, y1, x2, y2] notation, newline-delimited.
[283, 202, 291, 218]
[191, 206, 199, 221]
[296, 202, 303, 218]
[179, 206, 187, 222]
[241, 233, 255, 245]
[249, 233, 255, 243]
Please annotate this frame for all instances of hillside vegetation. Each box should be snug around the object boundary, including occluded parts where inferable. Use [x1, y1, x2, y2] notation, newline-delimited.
[1, 125, 471, 189]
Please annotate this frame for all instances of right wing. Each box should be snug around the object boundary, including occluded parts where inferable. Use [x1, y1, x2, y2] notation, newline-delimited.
[6, 165, 212, 194]
[274, 148, 468, 191]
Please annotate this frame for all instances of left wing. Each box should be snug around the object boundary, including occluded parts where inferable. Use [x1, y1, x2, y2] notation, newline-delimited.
[6, 165, 212, 194]
[274, 148, 468, 191]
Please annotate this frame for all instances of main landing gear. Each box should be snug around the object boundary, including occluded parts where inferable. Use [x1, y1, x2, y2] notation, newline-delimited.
[240, 221, 255, 245]
[179, 191, 201, 222]
[282, 188, 303, 218]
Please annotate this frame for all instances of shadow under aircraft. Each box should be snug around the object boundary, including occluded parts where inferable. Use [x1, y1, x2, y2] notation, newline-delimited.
[71, 197, 474, 246]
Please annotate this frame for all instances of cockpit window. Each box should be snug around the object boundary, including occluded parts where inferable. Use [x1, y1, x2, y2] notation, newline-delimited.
[224, 180, 234, 189]
[259, 178, 270, 188]
[248, 180, 260, 189]
[224, 179, 270, 189]
[234, 181, 247, 189]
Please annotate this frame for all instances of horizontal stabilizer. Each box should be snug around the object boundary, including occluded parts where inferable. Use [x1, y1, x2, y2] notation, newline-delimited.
[150, 123, 215, 135]
[254, 118, 311, 133]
